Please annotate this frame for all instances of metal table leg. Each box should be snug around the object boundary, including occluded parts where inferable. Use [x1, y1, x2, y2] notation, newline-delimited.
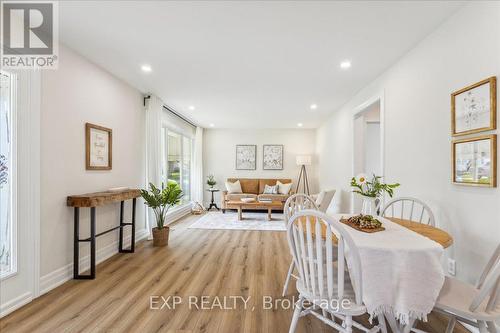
[73, 207, 96, 280]
[73, 207, 80, 279]
[73, 198, 136, 280]
[90, 207, 96, 279]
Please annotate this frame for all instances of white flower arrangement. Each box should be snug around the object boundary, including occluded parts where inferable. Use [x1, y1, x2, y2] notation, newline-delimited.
[350, 173, 400, 198]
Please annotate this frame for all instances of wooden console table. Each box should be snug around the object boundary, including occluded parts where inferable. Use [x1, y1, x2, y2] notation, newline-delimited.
[67, 189, 141, 279]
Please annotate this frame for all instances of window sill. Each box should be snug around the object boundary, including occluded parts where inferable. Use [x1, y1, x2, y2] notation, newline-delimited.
[0, 269, 18, 281]
[165, 202, 192, 225]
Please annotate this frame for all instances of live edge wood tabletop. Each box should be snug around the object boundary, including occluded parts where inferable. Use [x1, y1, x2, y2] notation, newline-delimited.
[67, 189, 141, 207]
[67, 188, 141, 280]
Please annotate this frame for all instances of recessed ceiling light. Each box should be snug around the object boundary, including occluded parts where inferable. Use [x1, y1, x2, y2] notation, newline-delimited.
[297, 123, 303, 127]
[188, 105, 195, 111]
[340, 60, 351, 69]
[209, 123, 215, 127]
[310, 104, 318, 110]
[141, 64, 152, 72]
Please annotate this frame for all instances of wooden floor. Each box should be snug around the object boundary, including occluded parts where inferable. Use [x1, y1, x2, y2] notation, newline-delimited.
[1, 213, 467, 333]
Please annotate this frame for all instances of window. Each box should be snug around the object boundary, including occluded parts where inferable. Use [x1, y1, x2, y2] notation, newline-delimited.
[0, 71, 15, 277]
[161, 127, 193, 206]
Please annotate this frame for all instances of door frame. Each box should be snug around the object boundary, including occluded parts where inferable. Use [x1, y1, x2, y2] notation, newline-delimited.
[0, 70, 41, 317]
[350, 91, 385, 213]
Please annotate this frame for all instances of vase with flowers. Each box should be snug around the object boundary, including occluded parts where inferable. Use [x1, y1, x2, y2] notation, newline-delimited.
[350, 174, 400, 215]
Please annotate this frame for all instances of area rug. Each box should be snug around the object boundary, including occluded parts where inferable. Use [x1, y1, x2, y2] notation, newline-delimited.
[188, 212, 286, 231]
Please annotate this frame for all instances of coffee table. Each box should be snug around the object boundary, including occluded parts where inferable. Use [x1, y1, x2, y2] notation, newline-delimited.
[226, 200, 283, 221]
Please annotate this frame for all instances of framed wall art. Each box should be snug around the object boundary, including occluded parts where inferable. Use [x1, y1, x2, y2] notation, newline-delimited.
[452, 134, 496, 187]
[451, 76, 496, 136]
[263, 144, 283, 170]
[235, 145, 256, 170]
[86, 123, 112, 170]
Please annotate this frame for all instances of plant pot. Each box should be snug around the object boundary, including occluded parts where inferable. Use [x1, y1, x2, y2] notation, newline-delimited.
[152, 226, 169, 247]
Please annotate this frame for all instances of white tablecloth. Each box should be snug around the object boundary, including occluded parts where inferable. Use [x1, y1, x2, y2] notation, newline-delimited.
[332, 214, 445, 325]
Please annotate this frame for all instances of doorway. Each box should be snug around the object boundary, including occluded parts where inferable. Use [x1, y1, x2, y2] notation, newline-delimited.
[0, 70, 40, 317]
[352, 97, 384, 213]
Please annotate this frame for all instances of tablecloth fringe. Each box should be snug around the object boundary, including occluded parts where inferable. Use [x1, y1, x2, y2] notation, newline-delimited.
[370, 305, 429, 325]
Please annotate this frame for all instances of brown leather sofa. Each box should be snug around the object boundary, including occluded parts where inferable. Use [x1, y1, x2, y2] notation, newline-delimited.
[221, 178, 294, 212]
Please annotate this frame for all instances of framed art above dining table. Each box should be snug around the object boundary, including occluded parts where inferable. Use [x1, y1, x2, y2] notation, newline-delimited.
[451, 76, 497, 188]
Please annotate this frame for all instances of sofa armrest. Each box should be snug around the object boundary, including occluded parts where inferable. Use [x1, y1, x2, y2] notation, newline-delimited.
[221, 190, 228, 208]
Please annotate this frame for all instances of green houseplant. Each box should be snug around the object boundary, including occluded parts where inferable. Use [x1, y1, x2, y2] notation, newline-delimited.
[141, 181, 183, 246]
[206, 174, 217, 188]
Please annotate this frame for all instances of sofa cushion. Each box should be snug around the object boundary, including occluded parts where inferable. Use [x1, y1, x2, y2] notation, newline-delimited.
[258, 194, 289, 202]
[263, 184, 278, 194]
[225, 180, 242, 193]
[227, 178, 259, 194]
[226, 193, 258, 201]
[258, 179, 292, 194]
[277, 181, 293, 195]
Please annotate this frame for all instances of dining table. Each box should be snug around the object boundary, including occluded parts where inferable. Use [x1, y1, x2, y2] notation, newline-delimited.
[329, 213, 453, 333]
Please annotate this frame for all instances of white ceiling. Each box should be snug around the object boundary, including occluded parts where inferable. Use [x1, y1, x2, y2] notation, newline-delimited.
[59, 1, 464, 128]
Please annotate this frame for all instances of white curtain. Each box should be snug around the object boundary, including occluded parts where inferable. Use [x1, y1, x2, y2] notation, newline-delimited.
[191, 127, 204, 206]
[145, 95, 163, 237]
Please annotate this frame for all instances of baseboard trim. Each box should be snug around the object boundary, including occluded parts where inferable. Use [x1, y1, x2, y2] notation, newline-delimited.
[39, 228, 149, 296]
[0, 292, 32, 318]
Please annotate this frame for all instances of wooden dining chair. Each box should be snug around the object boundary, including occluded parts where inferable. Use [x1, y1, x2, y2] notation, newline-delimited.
[282, 193, 318, 296]
[432, 244, 500, 333]
[381, 197, 435, 226]
[287, 210, 383, 333]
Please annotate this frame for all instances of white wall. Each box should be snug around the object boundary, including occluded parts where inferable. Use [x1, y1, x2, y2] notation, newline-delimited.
[40, 45, 146, 286]
[317, 1, 500, 284]
[203, 129, 317, 205]
[365, 123, 381, 177]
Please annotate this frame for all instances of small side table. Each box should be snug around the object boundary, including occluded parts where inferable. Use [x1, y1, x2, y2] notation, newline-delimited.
[206, 188, 220, 211]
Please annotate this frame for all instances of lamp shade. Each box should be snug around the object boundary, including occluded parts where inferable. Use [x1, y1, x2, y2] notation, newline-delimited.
[296, 155, 312, 166]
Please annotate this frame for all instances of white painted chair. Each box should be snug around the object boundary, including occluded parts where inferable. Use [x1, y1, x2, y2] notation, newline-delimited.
[282, 193, 318, 296]
[287, 210, 383, 333]
[381, 197, 435, 226]
[315, 189, 336, 213]
[433, 244, 500, 333]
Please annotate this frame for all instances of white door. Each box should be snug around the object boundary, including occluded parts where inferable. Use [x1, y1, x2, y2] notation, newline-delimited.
[0, 70, 40, 317]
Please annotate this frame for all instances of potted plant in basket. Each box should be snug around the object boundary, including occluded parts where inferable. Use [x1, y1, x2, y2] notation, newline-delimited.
[351, 174, 400, 215]
[141, 181, 183, 246]
[206, 174, 217, 189]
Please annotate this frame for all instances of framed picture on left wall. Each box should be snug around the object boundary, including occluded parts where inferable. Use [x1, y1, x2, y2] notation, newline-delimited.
[86, 123, 112, 170]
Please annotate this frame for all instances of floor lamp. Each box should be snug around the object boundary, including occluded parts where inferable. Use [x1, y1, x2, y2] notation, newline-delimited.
[295, 155, 312, 195]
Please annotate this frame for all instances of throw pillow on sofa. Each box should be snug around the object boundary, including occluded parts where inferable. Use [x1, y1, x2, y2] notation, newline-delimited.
[263, 184, 278, 194]
[225, 180, 242, 193]
[277, 181, 292, 195]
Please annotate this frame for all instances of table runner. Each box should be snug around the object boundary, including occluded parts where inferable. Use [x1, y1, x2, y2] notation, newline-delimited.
[332, 214, 445, 325]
